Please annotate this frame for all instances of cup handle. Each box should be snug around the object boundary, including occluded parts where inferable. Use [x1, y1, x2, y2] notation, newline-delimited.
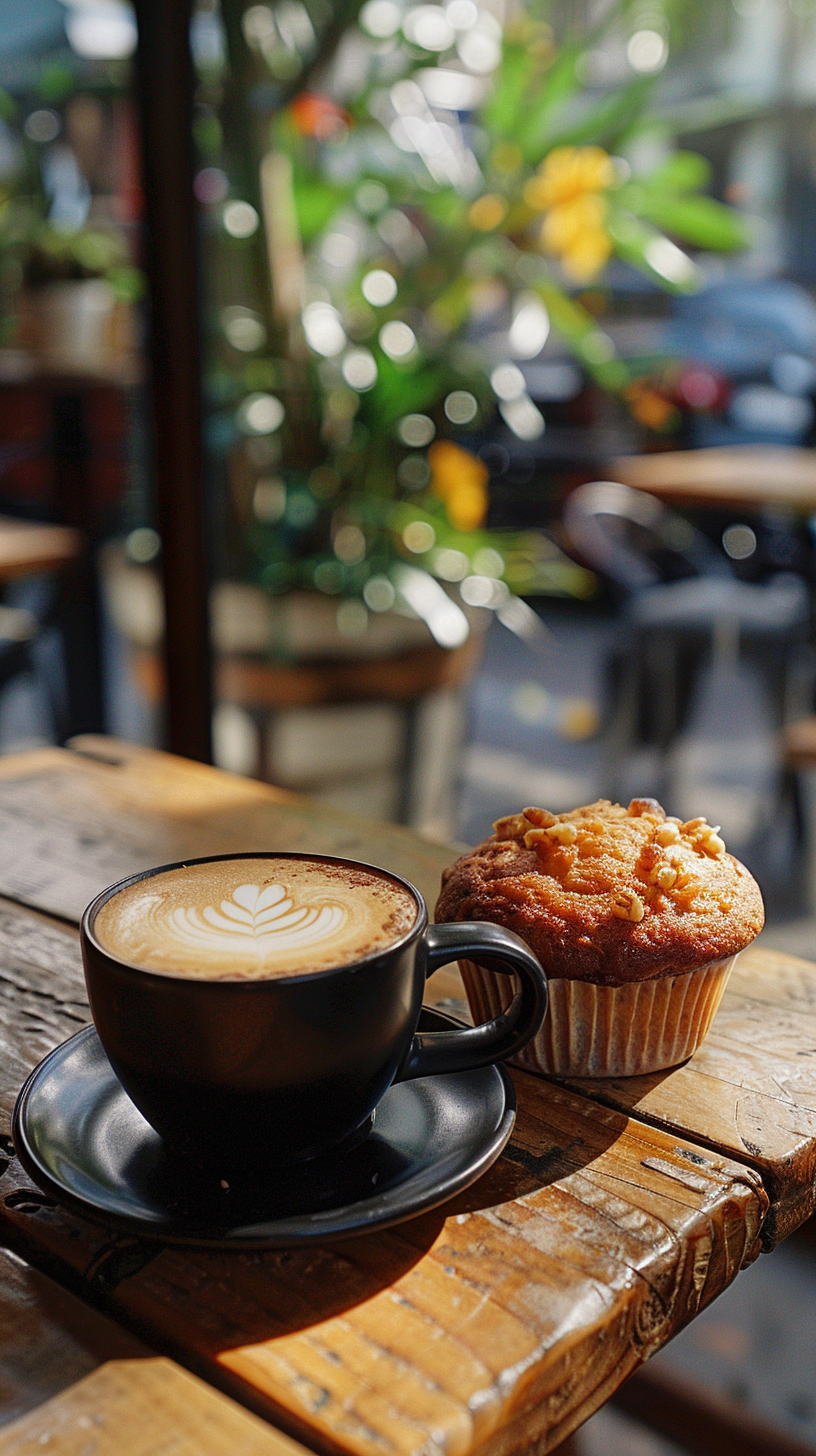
[395, 921, 548, 1081]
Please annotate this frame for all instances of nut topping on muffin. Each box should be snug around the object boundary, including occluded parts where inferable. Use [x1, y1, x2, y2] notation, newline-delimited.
[435, 797, 764, 985]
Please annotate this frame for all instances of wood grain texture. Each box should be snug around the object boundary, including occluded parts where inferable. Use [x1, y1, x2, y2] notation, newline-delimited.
[0, 742, 812, 1249]
[0, 740, 456, 920]
[0, 1085, 764, 1456]
[0, 892, 765, 1456]
[610, 446, 816, 512]
[0, 1247, 146, 1428]
[2, 740, 813, 1455]
[557, 947, 816, 1247]
[0, 1358, 314, 1456]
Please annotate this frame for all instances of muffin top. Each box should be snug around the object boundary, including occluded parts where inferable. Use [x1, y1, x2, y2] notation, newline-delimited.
[435, 798, 764, 984]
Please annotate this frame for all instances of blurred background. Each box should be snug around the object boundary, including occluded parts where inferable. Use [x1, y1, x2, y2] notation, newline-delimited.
[0, 0, 815, 1449]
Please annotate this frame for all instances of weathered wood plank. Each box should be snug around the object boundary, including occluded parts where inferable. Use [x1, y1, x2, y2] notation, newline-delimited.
[0, 894, 765, 1456]
[557, 946, 816, 1247]
[0, 1247, 146, 1428]
[0, 1139, 315, 1456]
[0, 1093, 764, 1456]
[0, 1357, 316, 1456]
[0, 740, 455, 921]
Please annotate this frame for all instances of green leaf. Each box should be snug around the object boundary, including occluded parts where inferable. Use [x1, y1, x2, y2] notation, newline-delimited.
[642, 150, 712, 193]
[292, 179, 347, 240]
[515, 44, 584, 160]
[635, 193, 749, 251]
[422, 190, 468, 229]
[481, 43, 536, 137]
[534, 277, 631, 389]
[607, 211, 698, 290]
[365, 358, 443, 429]
[428, 275, 473, 332]
[540, 73, 655, 153]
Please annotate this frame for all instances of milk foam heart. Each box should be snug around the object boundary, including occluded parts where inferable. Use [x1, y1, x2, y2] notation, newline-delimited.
[94, 857, 418, 978]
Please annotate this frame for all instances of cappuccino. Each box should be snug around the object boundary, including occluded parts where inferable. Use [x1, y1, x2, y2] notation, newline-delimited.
[94, 856, 418, 979]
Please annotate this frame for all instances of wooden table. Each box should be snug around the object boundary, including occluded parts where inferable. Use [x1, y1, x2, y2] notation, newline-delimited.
[1, 739, 816, 1455]
[610, 445, 816, 514]
[0, 517, 81, 584]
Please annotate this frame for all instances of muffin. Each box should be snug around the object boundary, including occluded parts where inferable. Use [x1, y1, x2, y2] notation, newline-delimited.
[435, 798, 764, 1077]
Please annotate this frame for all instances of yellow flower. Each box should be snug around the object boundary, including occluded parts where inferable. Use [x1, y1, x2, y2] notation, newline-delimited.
[428, 440, 489, 531]
[560, 230, 612, 283]
[541, 192, 607, 252]
[534, 145, 616, 208]
[529, 146, 616, 283]
[624, 381, 678, 432]
[468, 193, 508, 231]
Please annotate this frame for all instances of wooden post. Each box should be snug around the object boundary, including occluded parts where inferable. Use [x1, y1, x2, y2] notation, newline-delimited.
[131, 0, 212, 763]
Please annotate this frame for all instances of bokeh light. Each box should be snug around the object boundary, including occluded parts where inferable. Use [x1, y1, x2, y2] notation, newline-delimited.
[223, 201, 259, 238]
[398, 455, 431, 489]
[509, 296, 550, 359]
[303, 301, 347, 356]
[723, 524, 757, 560]
[126, 527, 161, 564]
[460, 574, 509, 607]
[24, 110, 60, 143]
[342, 348, 378, 390]
[360, 0, 402, 38]
[456, 14, 501, 72]
[222, 306, 266, 351]
[472, 547, 504, 576]
[403, 6, 455, 51]
[363, 575, 397, 611]
[444, 390, 478, 424]
[398, 413, 435, 445]
[500, 395, 545, 440]
[356, 180, 389, 214]
[490, 363, 525, 400]
[333, 524, 367, 563]
[194, 167, 229, 204]
[432, 547, 469, 580]
[403, 520, 436, 552]
[445, 0, 478, 29]
[322, 232, 358, 268]
[362, 269, 398, 306]
[380, 320, 417, 358]
[243, 5, 276, 47]
[627, 29, 668, 72]
[238, 393, 285, 433]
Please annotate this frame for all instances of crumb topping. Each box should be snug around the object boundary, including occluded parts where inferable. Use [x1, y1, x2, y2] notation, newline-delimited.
[435, 797, 764, 984]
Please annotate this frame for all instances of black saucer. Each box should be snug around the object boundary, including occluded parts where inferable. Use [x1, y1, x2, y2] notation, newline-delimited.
[12, 1010, 515, 1247]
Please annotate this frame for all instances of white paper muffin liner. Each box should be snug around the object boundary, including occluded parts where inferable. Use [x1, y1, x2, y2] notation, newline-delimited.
[459, 954, 737, 1078]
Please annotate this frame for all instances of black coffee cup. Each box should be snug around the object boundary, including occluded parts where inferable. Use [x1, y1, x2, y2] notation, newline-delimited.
[81, 853, 548, 1166]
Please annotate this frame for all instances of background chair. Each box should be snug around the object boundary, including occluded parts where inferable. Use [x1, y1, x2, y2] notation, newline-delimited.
[562, 481, 811, 807]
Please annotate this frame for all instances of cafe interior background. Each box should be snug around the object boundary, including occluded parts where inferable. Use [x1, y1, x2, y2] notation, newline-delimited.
[1, 0, 816, 1449]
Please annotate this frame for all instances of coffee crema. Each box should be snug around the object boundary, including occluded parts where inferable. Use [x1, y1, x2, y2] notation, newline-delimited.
[93, 857, 418, 979]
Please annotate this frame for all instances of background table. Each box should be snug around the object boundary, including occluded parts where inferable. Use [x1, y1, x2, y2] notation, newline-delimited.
[610, 446, 816, 514]
[0, 739, 814, 1455]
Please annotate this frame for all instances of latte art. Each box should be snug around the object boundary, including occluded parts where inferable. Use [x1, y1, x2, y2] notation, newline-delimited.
[167, 881, 346, 954]
[94, 857, 417, 979]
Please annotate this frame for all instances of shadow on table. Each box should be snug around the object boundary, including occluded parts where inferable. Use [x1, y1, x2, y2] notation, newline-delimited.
[177, 1075, 625, 1347]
